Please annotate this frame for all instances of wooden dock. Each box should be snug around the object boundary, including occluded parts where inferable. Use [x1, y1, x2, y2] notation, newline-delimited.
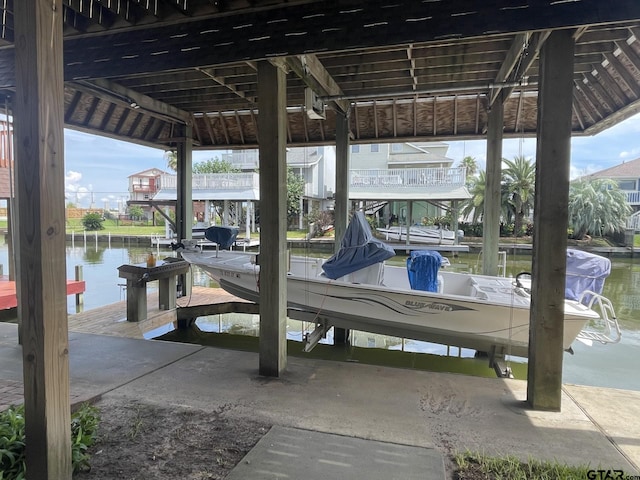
[67, 286, 252, 339]
[0, 276, 85, 310]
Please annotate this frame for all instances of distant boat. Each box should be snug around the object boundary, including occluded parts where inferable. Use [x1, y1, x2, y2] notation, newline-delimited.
[377, 225, 462, 245]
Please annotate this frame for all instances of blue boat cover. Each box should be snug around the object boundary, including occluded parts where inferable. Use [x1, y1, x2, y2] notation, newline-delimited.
[565, 249, 611, 301]
[204, 226, 239, 249]
[407, 250, 443, 292]
[321, 211, 396, 280]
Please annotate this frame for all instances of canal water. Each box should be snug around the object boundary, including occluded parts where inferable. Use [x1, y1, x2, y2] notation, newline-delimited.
[0, 242, 637, 391]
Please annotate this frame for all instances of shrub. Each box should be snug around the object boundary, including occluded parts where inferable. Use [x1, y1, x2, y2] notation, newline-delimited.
[306, 209, 334, 237]
[81, 212, 104, 231]
[0, 402, 100, 478]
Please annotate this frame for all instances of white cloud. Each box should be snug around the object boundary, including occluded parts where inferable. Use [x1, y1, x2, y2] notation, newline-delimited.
[620, 147, 640, 159]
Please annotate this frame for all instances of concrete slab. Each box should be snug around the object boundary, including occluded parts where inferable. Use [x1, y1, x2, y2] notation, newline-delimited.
[226, 426, 445, 480]
[1, 320, 639, 477]
[564, 384, 640, 473]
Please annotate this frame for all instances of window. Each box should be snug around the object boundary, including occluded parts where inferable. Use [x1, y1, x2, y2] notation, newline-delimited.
[391, 144, 403, 152]
[617, 180, 636, 191]
[371, 144, 379, 152]
[351, 145, 360, 153]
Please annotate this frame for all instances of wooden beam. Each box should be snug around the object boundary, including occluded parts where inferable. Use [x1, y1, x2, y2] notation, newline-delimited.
[2, 0, 637, 85]
[593, 61, 629, 105]
[583, 71, 618, 111]
[203, 114, 217, 145]
[498, 31, 551, 104]
[489, 33, 528, 106]
[14, 0, 72, 477]
[234, 110, 245, 144]
[64, 90, 83, 123]
[282, 54, 350, 114]
[73, 78, 192, 124]
[196, 67, 257, 104]
[603, 51, 640, 98]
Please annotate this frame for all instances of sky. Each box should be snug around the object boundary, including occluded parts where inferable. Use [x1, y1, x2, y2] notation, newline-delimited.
[63, 111, 640, 209]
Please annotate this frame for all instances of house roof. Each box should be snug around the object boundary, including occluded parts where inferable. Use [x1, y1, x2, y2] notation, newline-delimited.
[286, 148, 322, 168]
[128, 168, 169, 178]
[2, 2, 640, 151]
[584, 157, 640, 179]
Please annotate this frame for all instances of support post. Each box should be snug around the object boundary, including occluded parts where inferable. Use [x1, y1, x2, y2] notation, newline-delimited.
[527, 30, 575, 411]
[483, 103, 503, 276]
[334, 110, 351, 344]
[258, 61, 288, 376]
[14, 0, 72, 477]
[334, 111, 350, 254]
[75, 265, 84, 311]
[176, 125, 193, 296]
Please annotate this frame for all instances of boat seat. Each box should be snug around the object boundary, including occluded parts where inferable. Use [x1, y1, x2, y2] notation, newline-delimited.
[407, 250, 442, 292]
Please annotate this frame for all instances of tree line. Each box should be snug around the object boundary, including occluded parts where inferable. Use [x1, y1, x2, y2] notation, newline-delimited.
[458, 155, 631, 240]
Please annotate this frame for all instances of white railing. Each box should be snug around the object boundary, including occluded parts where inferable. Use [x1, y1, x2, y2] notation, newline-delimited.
[626, 191, 640, 205]
[628, 210, 640, 230]
[158, 173, 259, 190]
[350, 167, 466, 188]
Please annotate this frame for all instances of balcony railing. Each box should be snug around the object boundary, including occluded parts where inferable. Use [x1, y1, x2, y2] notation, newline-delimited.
[626, 191, 640, 205]
[350, 167, 466, 188]
[159, 173, 259, 190]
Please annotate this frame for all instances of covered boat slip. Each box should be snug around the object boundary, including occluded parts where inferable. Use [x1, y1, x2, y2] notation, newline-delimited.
[8, 3, 640, 475]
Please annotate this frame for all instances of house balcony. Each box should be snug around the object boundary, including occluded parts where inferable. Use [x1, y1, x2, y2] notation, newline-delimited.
[154, 173, 261, 201]
[626, 191, 640, 206]
[131, 185, 157, 193]
[349, 167, 470, 201]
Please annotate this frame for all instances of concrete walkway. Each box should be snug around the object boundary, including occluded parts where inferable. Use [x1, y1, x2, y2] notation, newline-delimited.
[0, 322, 638, 478]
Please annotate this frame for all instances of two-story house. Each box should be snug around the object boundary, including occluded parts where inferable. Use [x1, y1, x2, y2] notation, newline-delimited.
[150, 146, 335, 233]
[349, 142, 469, 228]
[128, 168, 168, 220]
[582, 157, 640, 229]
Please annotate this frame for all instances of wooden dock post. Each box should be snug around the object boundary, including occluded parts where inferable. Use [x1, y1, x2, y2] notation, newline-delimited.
[75, 265, 84, 311]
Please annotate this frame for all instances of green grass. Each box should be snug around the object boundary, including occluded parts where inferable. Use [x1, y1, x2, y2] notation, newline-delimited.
[454, 451, 593, 479]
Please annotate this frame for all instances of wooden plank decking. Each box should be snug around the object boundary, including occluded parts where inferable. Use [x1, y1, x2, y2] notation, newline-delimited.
[67, 286, 252, 339]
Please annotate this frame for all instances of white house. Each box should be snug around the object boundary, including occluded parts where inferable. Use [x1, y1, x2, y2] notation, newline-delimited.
[151, 146, 336, 230]
[348, 142, 470, 227]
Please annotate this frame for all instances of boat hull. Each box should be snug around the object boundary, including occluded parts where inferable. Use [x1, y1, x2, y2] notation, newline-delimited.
[377, 226, 457, 245]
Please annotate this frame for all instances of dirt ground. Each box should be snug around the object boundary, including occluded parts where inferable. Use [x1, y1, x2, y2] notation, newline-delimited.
[74, 398, 271, 480]
[74, 397, 463, 480]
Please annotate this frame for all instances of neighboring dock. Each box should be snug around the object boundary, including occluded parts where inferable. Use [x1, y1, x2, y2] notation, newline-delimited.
[0, 275, 85, 311]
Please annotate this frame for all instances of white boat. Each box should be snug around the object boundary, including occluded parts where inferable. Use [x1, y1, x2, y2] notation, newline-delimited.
[179, 214, 620, 359]
[377, 225, 462, 245]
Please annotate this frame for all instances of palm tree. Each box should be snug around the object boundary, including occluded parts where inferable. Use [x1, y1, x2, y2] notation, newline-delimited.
[568, 178, 631, 240]
[164, 150, 177, 172]
[503, 155, 536, 237]
[460, 170, 488, 223]
[459, 155, 478, 181]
